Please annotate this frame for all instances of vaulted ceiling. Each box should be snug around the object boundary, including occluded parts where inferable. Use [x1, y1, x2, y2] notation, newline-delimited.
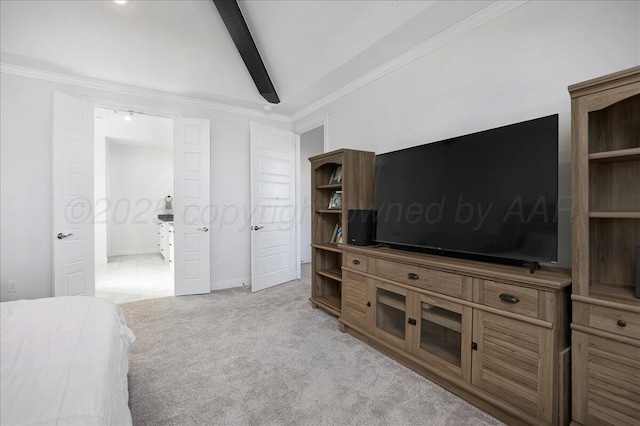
[1, 0, 496, 116]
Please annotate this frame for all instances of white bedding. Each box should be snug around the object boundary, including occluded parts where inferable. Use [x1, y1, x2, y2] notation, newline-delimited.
[1, 296, 136, 426]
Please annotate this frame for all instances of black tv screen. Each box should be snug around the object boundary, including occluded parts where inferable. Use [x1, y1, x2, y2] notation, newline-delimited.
[374, 114, 558, 264]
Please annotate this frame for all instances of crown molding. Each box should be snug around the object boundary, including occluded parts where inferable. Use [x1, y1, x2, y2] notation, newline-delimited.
[0, 62, 292, 123]
[291, 0, 527, 123]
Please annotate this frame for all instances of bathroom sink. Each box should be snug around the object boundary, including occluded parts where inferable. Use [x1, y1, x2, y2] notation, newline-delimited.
[158, 214, 174, 221]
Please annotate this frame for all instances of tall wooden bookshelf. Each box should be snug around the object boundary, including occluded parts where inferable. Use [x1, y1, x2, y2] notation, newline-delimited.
[309, 149, 375, 316]
[568, 66, 640, 426]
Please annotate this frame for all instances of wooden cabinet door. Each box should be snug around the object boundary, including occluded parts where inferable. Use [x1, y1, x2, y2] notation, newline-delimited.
[342, 271, 371, 331]
[372, 280, 412, 351]
[572, 331, 640, 426]
[472, 311, 553, 424]
[413, 293, 472, 381]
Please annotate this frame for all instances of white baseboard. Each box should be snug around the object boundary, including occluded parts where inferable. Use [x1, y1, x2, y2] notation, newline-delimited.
[211, 276, 250, 291]
[95, 256, 108, 265]
[109, 249, 160, 257]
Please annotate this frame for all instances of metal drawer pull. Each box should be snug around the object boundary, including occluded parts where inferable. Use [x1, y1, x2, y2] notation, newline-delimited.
[407, 273, 419, 280]
[499, 294, 520, 304]
[352, 259, 360, 265]
[617, 320, 627, 327]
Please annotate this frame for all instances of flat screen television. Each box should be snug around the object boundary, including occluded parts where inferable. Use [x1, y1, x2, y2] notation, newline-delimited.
[374, 114, 558, 265]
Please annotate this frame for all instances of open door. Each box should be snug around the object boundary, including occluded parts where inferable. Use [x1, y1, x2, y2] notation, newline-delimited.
[174, 117, 211, 296]
[250, 123, 297, 292]
[52, 92, 95, 297]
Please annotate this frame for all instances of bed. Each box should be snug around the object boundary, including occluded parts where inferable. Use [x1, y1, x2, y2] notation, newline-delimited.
[1, 296, 136, 425]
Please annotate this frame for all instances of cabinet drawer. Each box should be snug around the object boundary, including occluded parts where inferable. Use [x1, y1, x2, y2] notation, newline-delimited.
[589, 305, 640, 339]
[482, 281, 539, 319]
[345, 253, 369, 273]
[374, 259, 463, 298]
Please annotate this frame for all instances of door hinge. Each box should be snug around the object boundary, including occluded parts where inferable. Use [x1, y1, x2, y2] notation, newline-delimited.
[408, 318, 417, 326]
[471, 342, 478, 351]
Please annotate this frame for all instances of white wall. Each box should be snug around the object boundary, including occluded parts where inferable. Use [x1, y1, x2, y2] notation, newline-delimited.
[294, 1, 640, 268]
[299, 126, 325, 263]
[107, 140, 173, 256]
[0, 73, 289, 302]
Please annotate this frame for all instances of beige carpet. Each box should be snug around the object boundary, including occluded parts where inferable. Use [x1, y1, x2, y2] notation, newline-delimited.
[120, 270, 503, 426]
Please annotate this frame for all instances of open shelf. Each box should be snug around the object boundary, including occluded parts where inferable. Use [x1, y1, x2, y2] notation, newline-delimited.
[312, 271, 342, 315]
[589, 282, 640, 308]
[589, 211, 640, 218]
[317, 268, 342, 282]
[316, 183, 343, 190]
[312, 243, 343, 253]
[588, 94, 640, 154]
[589, 147, 640, 162]
[314, 293, 342, 313]
[589, 158, 640, 212]
[589, 218, 639, 295]
[316, 209, 342, 214]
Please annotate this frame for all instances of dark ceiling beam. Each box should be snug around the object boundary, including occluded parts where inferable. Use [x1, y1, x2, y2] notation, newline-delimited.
[213, 0, 280, 104]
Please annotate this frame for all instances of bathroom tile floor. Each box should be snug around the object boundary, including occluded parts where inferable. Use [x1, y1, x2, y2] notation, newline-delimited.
[95, 253, 174, 304]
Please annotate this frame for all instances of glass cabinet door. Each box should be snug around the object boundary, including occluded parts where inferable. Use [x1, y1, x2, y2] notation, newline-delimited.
[373, 282, 409, 349]
[415, 294, 469, 379]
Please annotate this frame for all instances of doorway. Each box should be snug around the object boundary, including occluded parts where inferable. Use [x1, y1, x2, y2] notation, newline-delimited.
[53, 92, 212, 298]
[94, 107, 175, 303]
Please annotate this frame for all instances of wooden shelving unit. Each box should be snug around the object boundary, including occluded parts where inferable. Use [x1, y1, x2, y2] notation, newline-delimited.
[308, 149, 375, 317]
[569, 66, 640, 426]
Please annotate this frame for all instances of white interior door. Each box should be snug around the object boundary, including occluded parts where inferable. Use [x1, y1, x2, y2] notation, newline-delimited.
[250, 123, 297, 292]
[174, 117, 211, 296]
[52, 92, 95, 297]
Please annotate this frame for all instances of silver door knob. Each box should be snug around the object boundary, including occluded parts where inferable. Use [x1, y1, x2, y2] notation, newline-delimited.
[57, 233, 73, 240]
[197, 227, 209, 232]
[252, 226, 264, 231]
